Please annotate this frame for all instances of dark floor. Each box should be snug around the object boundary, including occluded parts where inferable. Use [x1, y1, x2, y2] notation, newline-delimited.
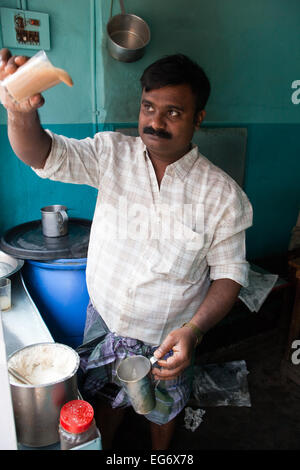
[92, 253, 300, 452]
[112, 326, 300, 451]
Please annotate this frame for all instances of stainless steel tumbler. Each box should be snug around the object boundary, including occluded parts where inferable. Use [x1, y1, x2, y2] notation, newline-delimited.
[116, 355, 157, 414]
[41, 204, 69, 237]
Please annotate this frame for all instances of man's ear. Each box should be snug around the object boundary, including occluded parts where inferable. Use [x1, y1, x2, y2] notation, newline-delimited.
[194, 110, 206, 130]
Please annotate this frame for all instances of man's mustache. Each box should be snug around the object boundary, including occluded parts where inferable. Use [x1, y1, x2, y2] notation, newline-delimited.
[143, 126, 172, 140]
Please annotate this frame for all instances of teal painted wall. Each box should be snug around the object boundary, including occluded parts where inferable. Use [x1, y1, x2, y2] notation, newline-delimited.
[0, 0, 93, 124]
[0, 0, 299, 260]
[244, 124, 300, 259]
[0, 123, 97, 236]
[99, 0, 300, 124]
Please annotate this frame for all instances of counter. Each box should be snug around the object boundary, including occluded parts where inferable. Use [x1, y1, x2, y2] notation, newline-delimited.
[0, 271, 54, 450]
[2, 271, 53, 356]
[0, 272, 101, 451]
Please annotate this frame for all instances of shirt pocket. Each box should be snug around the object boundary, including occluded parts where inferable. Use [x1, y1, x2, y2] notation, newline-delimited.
[150, 223, 205, 284]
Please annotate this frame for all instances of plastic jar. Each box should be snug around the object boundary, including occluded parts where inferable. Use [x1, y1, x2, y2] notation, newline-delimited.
[59, 400, 101, 450]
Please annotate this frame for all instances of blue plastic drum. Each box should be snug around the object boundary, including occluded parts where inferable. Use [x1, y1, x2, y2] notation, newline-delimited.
[22, 258, 89, 348]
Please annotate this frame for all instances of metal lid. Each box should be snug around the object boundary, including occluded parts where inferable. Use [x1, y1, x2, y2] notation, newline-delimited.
[0, 218, 91, 260]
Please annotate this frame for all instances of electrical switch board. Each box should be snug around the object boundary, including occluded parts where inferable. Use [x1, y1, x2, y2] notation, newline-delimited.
[0, 7, 50, 50]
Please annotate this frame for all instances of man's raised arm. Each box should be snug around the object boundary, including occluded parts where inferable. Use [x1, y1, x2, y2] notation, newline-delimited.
[0, 48, 51, 169]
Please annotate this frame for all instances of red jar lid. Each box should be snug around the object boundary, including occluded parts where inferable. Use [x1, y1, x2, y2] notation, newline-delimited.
[60, 400, 94, 433]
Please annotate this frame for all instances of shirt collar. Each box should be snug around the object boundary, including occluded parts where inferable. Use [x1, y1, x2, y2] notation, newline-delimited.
[142, 142, 199, 182]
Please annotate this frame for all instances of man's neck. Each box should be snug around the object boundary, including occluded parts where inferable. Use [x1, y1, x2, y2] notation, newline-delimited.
[146, 143, 192, 187]
[149, 157, 168, 188]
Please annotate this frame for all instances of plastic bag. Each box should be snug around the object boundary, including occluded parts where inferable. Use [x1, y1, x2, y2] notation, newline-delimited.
[190, 360, 251, 407]
[238, 269, 278, 312]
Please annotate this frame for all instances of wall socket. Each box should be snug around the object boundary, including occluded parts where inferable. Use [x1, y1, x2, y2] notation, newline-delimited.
[0, 7, 50, 50]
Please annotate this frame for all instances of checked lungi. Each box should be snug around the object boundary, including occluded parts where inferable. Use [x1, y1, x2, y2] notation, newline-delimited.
[76, 302, 194, 425]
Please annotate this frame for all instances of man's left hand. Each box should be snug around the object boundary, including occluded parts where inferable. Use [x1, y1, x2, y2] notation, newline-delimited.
[152, 326, 197, 380]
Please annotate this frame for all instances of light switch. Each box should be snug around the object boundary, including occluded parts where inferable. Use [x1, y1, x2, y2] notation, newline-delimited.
[0, 7, 50, 50]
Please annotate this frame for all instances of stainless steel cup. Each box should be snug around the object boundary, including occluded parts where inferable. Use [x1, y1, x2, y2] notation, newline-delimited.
[41, 204, 68, 237]
[116, 355, 157, 414]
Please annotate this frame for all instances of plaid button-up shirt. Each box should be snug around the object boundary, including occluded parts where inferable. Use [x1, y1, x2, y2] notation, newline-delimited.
[34, 131, 253, 346]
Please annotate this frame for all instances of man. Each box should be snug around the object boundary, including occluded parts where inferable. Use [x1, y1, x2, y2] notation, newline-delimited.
[0, 51, 252, 449]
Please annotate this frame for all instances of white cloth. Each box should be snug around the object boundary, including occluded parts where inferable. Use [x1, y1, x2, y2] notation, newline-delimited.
[33, 131, 253, 345]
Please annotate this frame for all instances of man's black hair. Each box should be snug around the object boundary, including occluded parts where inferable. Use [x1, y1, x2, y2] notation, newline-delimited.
[140, 54, 211, 115]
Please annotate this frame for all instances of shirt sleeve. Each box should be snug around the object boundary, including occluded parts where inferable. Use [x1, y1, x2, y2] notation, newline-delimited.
[206, 181, 253, 287]
[32, 129, 104, 189]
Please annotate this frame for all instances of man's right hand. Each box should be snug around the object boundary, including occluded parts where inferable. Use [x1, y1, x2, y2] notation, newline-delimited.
[0, 48, 45, 113]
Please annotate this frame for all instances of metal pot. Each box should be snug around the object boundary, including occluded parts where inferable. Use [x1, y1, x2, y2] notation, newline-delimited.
[107, 0, 151, 62]
[8, 342, 80, 447]
[0, 250, 24, 279]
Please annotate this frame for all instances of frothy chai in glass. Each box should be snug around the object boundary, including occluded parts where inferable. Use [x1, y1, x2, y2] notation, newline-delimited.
[3, 51, 73, 103]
